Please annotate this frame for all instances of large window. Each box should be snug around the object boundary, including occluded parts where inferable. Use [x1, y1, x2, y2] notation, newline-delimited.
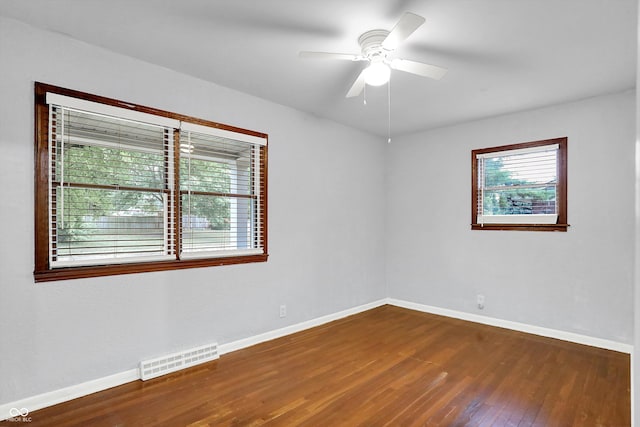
[34, 83, 268, 281]
[471, 137, 567, 231]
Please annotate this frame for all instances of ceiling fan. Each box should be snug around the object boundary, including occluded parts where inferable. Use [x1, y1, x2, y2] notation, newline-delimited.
[299, 12, 447, 98]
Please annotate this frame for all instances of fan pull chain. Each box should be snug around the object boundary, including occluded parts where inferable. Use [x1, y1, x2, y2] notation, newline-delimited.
[363, 84, 367, 105]
[387, 76, 392, 143]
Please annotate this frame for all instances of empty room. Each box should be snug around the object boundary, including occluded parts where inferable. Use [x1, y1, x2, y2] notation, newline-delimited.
[0, 0, 638, 426]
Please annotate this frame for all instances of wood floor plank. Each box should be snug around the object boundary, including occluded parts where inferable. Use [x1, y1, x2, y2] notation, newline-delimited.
[1, 305, 630, 426]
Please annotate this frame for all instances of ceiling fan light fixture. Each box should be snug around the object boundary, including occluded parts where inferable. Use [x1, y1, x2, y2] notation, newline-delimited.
[363, 62, 390, 86]
[300, 12, 447, 98]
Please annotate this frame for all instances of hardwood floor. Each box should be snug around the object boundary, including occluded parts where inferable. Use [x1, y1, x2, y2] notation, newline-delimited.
[3, 305, 630, 426]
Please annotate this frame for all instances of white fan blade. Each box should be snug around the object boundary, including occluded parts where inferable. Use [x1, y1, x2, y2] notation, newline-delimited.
[382, 12, 425, 51]
[390, 58, 447, 80]
[346, 69, 367, 98]
[299, 51, 363, 61]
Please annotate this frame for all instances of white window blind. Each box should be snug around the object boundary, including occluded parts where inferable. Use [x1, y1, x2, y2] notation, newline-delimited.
[48, 105, 175, 267]
[179, 128, 265, 259]
[476, 144, 559, 225]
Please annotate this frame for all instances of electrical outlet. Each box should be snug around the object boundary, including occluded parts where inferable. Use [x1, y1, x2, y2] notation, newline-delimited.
[477, 294, 485, 310]
[279, 304, 287, 318]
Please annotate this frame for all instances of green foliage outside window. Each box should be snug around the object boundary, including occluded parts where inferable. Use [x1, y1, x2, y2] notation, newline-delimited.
[56, 144, 231, 243]
[482, 158, 556, 216]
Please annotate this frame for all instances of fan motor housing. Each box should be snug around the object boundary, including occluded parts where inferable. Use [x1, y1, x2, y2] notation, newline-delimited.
[358, 29, 390, 59]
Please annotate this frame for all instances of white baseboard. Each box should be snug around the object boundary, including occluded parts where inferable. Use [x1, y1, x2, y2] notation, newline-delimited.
[0, 368, 138, 422]
[0, 298, 387, 421]
[387, 298, 633, 354]
[2, 297, 632, 421]
[218, 298, 388, 355]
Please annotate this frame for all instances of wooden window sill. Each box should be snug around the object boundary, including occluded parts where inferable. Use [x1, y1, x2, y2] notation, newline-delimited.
[34, 254, 269, 282]
[471, 224, 569, 232]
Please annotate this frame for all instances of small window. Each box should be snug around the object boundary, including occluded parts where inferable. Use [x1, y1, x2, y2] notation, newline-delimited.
[471, 137, 568, 231]
[34, 83, 268, 281]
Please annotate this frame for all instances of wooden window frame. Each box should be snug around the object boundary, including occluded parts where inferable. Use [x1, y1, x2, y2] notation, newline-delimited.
[471, 137, 568, 232]
[34, 82, 268, 282]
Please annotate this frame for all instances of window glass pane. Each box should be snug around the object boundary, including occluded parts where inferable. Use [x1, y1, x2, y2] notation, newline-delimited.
[481, 149, 557, 216]
[180, 130, 262, 257]
[50, 107, 171, 266]
[54, 188, 166, 263]
[482, 186, 556, 215]
[57, 143, 165, 189]
[179, 131, 253, 196]
[179, 157, 231, 194]
[181, 194, 255, 252]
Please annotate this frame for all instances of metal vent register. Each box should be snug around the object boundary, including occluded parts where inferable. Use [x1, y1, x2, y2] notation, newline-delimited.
[139, 343, 219, 380]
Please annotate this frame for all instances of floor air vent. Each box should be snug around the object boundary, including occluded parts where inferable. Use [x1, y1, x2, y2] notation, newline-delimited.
[139, 342, 219, 381]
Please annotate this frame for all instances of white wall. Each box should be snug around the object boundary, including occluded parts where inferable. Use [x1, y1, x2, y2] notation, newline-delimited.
[0, 17, 387, 404]
[386, 91, 635, 344]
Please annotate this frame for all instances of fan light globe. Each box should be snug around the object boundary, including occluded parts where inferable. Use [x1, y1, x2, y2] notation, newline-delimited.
[363, 62, 390, 86]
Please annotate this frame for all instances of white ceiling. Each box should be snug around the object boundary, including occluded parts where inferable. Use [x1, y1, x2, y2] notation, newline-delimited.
[0, 0, 636, 137]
